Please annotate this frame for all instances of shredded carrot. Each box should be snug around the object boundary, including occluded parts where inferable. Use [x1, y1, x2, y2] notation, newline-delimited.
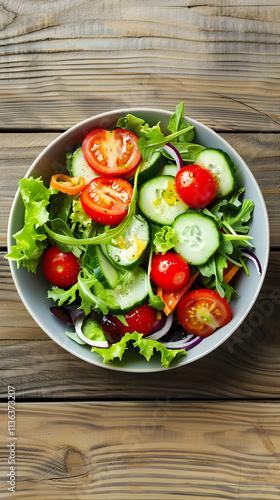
[157, 270, 200, 315]
[223, 262, 241, 284]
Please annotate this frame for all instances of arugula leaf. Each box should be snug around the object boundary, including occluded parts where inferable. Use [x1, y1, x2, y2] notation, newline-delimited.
[49, 218, 83, 257]
[48, 269, 120, 316]
[199, 255, 238, 302]
[92, 331, 186, 367]
[49, 191, 72, 223]
[6, 177, 52, 271]
[167, 102, 195, 143]
[198, 189, 255, 301]
[117, 110, 194, 162]
[137, 126, 194, 162]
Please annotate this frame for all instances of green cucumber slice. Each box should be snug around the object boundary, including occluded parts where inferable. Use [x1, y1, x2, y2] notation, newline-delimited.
[159, 164, 178, 177]
[138, 175, 189, 225]
[90, 244, 119, 289]
[105, 214, 150, 270]
[109, 266, 148, 314]
[172, 212, 222, 266]
[129, 151, 166, 185]
[69, 146, 100, 185]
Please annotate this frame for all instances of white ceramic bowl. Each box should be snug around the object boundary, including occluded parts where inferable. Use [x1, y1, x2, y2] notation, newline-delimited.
[7, 108, 270, 372]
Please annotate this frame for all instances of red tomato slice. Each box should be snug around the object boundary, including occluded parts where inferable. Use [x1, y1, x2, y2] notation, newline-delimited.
[80, 176, 133, 225]
[175, 164, 217, 208]
[177, 289, 231, 337]
[42, 246, 80, 288]
[109, 304, 156, 337]
[82, 128, 141, 177]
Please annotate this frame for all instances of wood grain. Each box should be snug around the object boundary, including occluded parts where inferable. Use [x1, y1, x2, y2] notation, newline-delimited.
[0, 0, 279, 131]
[0, 251, 279, 401]
[1, 132, 279, 246]
[1, 401, 280, 499]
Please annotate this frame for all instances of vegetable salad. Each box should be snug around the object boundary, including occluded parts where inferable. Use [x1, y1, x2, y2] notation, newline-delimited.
[7, 103, 257, 367]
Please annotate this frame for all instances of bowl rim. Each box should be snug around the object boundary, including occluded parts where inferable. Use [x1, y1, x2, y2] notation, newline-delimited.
[7, 107, 270, 372]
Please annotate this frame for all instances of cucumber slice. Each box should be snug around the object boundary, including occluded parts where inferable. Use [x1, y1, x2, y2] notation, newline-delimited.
[69, 146, 100, 185]
[129, 151, 166, 185]
[138, 175, 189, 225]
[159, 164, 178, 177]
[195, 148, 238, 198]
[105, 214, 150, 270]
[109, 266, 148, 314]
[92, 245, 120, 289]
[172, 212, 222, 266]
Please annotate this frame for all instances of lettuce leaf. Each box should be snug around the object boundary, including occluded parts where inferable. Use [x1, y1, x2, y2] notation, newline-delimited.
[6, 177, 52, 272]
[153, 225, 176, 254]
[92, 331, 186, 367]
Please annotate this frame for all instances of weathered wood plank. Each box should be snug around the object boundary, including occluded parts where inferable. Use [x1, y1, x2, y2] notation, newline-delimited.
[0, 251, 279, 401]
[0, 0, 279, 130]
[0, 401, 280, 499]
[1, 132, 279, 246]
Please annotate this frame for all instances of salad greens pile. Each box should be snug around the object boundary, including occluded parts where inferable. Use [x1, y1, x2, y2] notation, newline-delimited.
[7, 102, 255, 367]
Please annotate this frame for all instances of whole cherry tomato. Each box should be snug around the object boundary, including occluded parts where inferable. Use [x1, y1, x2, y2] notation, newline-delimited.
[175, 164, 217, 208]
[150, 251, 190, 290]
[42, 246, 80, 288]
[109, 304, 156, 337]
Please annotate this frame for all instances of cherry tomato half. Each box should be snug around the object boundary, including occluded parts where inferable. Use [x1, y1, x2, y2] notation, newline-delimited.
[150, 252, 190, 291]
[177, 289, 232, 337]
[82, 128, 141, 177]
[42, 246, 80, 288]
[80, 176, 133, 225]
[110, 304, 156, 337]
[175, 164, 217, 208]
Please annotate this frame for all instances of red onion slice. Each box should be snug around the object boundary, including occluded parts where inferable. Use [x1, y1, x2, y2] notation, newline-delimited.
[147, 316, 166, 336]
[75, 314, 109, 348]
[50, 306, 73, 325]
[241, 249, 262, 275]
[161, 335, 204, 350]
[145, 313, 173, 341]
[162, 143, 184, 171]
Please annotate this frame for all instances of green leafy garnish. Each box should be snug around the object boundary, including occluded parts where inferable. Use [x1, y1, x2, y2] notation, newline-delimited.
[199, 189, 255, 300]
[152, 224, 176, 254]
[92, 331, 186, 368]
[117, 108, 194, 162]
[70, 197, 93, 229]
[48, 268, 120, 316]
[167, 102, 195, 143]
[6, 177, 52, 271]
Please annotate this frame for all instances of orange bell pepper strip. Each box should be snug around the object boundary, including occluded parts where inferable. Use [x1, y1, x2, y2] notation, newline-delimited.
[223, 261, 241, 284]
[50, 174, 85, 195]
[157, 269, 200, 315]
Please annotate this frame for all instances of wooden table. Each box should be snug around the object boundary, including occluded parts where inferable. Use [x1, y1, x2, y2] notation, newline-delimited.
[1, 1, 279, 498]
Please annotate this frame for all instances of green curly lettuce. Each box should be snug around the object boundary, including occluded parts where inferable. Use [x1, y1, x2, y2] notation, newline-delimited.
[92, 331, 186, 368]
[6, 177, 53, 272]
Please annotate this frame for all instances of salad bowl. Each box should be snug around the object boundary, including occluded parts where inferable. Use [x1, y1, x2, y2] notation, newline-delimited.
[7, 107, 270, 372]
